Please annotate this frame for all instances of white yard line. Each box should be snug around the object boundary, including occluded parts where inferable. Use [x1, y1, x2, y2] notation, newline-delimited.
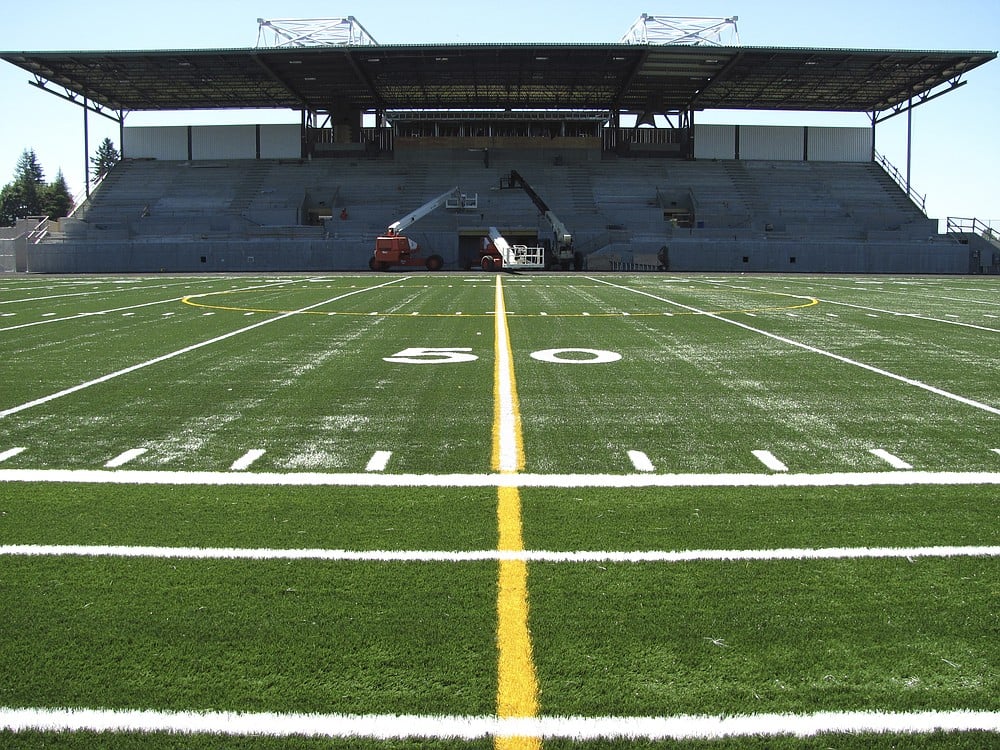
[104, 448, 148, 468]
[0, 277, 318, 333]
[786, 297, 1000, 333]
[704, 281, 1000, 333]
[0, 279, 210, 306]
[869, 448, 913, 470]
[2, 543, 997, 564]
[1, 468, 998, 488]
[738, 276, 1000, 309]
[752, 450, 789, 472]
[590, 277, 1000, 417]
[0, 706, 996, 740]
[230, 449, 266, 471]
[0, 278, 408, 420]
[365, 451, 393, 472]
[627, 450, 655, 472]
[0, 447, 26, 462]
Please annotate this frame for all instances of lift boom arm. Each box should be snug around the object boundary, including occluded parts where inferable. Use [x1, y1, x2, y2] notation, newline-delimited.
[387, 187, 461, 234]
[503, 170, 573, 262]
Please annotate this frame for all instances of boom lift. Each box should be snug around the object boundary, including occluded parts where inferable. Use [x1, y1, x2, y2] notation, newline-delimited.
[370, 187, 476, 271]
[499, 170, 578, 270]
[479, 227, 546, 271]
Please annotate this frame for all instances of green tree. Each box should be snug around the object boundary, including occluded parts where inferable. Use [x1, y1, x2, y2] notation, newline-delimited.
[6, 149, 46, 219]
[15, 148, 45, 185]
[0, 149, 75, 225]
[90, 137, 120, 184]
[0, 182, 26, 226]
[41, 169, 74, 220]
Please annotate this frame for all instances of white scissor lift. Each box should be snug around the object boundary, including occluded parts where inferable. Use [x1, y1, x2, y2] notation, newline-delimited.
[479, 226, 546, 271]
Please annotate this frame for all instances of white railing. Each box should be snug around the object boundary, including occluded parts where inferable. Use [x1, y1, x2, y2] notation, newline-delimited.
[505, 245, 546, 269]
[446, 193, 478, 210]
[68, 166, 113, 219]
[26, 216, 50, 244]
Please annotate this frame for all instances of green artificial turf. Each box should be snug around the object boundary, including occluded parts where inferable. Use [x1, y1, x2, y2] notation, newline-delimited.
[1, 272, 997, 747]
[0, 557, 497, 716]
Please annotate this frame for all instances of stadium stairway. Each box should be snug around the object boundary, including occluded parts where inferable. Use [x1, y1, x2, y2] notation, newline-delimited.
[229, 161, 274, 215]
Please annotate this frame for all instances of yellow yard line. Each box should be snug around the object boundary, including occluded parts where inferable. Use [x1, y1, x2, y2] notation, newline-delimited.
[492, 275, 540, 750]
[492, 276, 524, 474]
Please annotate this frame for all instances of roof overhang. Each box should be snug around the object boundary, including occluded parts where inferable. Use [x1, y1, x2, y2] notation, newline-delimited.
[2, 44, 995, 116]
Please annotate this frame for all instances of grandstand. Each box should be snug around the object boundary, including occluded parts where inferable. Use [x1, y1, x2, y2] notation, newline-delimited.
[1, 15, 997, 273]
[2, 16, 999, 747]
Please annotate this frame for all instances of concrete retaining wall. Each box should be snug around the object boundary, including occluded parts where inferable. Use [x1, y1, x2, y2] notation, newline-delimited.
[22, 234, 462, 274]
[618, 238, 973, 274]
[23, 234, 972, 275]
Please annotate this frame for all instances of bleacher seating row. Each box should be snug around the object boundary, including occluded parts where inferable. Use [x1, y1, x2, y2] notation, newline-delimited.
[70, 155, 934, 239]
[37, 150, 952, 273]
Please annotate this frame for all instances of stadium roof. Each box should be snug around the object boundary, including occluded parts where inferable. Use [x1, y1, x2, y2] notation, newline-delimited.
[1, 44, 995, 116]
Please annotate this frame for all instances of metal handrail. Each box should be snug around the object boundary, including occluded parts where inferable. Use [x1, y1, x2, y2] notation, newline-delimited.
[25, 216, 50, 244]
[68, 165, 113, 219]
[947, 216, 1000, 245]
[873, 151, 927, 213]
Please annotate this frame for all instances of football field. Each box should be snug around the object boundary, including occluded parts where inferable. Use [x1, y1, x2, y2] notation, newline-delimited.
[1, 272, 998, 748]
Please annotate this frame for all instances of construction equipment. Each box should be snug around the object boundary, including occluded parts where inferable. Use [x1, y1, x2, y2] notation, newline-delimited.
[499, 170, 578, 270]
[479, 227, 546, 271]
[370, 187, 475, 271]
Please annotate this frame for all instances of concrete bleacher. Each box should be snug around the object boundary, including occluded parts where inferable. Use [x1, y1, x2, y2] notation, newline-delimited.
[34, 149, 964, 274]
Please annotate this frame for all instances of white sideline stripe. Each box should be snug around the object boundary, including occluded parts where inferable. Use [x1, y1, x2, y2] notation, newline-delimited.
[0, 278, 295, 333]
[365, 450, 392, 472]
[0, 447, 26, 463]
[805, 297, 1000, 333]
[0, 299, 175, 332]
[2, 468, 998, 488]
[627, 450, 655, 472]
[230, 449, 266, 472]
[992, 448, 1000, 457]
[0, 706, 996, 739]
[870, 448, 913, 470]
[2, 544, 997, 564]
[589, 277, 1000, 417]
[104, 448, 147, 468]
[0, 277, 221, 307]
[0, 278, 408, 420]
[752, 450, 788, 472]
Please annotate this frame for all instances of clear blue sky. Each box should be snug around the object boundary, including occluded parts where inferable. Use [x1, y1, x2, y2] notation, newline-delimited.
[1, 0, 997, 227]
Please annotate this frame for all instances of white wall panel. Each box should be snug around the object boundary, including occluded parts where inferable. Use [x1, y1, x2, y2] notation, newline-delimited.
[259, 124, 301, 158]
[740, 125, 803, 160]
[694, 124, 736, 159]
[191, 125, 257, 160]
[807, 126, 872, 162]
[123, 126, 188, 160]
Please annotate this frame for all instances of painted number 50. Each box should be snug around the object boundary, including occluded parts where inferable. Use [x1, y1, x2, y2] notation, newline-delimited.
[383, 347, 479, 364]
[384, 347, 621, 364]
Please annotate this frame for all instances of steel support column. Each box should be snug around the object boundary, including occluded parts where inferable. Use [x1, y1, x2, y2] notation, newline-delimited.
[870, 111, 877, 162]
[906, 97, 913, 196]
[83, 97, 90, 199]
